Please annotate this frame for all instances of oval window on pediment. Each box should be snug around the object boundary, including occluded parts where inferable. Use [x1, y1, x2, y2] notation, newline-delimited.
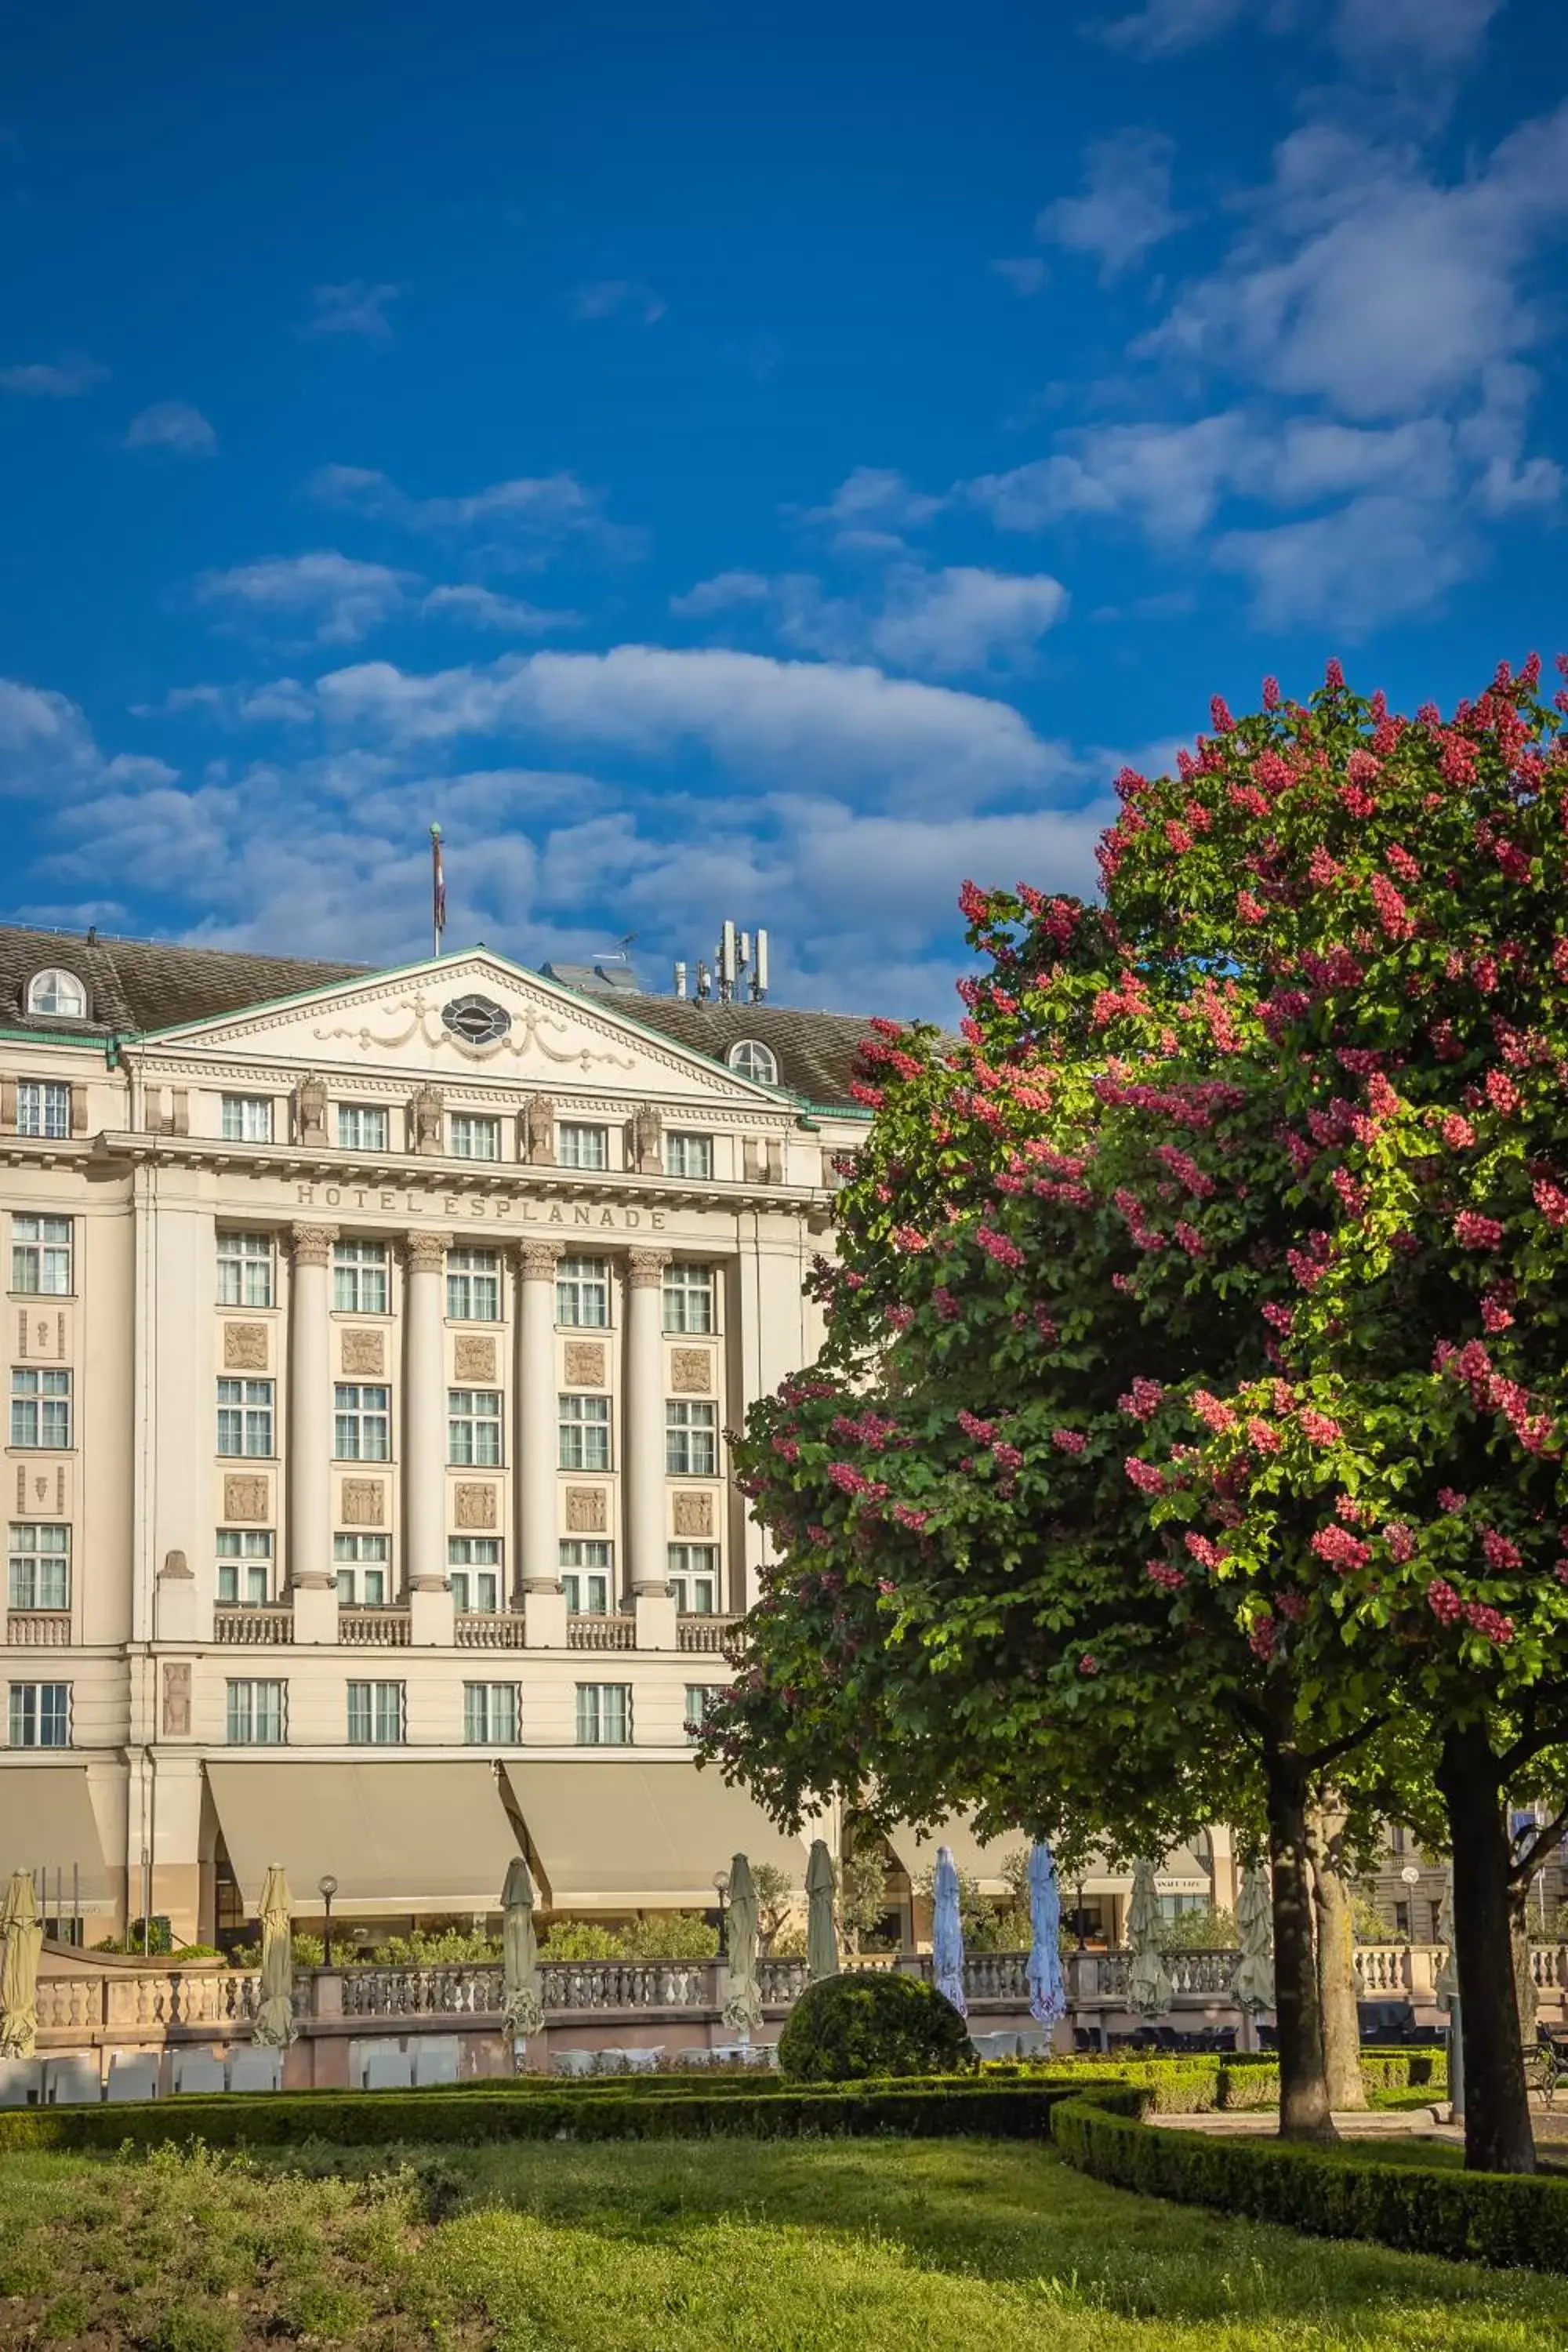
[441, 993, 511, 1046]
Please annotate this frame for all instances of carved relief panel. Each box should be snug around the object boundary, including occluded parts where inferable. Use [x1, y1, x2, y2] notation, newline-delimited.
[562, 1341, 605, 1388]
[161, 1662, 192, 1738]
[339, 1479, 386, 1527]
[223, 1475, 270, 1523]
[454, 1482, 498, 1530]
[14, 1305, 71, 1361]
[565, 1486, 608, 1534]
[454, 1334, 497, 1382]
[14, 1462, 71, 1516]
[669, 1348, 713, 1394]
[223, 1323, 270, 1371]
[672, 1492, 714, 1538]
[340, 1328, 386, 1377]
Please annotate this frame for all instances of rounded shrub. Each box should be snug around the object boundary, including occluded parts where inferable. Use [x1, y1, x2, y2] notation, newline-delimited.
[777, 1969, 976, 2082]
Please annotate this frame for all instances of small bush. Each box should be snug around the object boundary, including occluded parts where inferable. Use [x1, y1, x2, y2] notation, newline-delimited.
[777, 1969, 975, 2082]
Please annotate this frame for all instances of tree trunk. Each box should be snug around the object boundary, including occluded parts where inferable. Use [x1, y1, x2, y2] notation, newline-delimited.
[1508, 1878, 1538, 2042]
[1436, 1725, 1536, 2174]
[1306, 1809, 1367, 2113]
[1263, 1748, 1336, 2141]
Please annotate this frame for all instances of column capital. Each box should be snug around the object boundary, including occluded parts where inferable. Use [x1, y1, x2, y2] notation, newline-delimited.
[401, 1230, 449, 1275]
[626, 1247, 671, 1289]
[516, 1239, 563, 1281]
[288, 1222, 338, 1267]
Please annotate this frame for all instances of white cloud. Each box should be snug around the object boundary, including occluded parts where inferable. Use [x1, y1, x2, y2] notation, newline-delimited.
[307, 463, 640, 560]
[124, 400, 217, 457]
[989, 257, 1049, 296]
[299, 281, 404, 340]
[0, 679, 103, 793]
[311, 644, 1066, 806]
[801, 466, 946, 551]
[1036, 129, 1187, 281]
[1214, 492, 1474, 631]
[1142, 107, 1568, 420]
[568, 279, 666, 325]
[1102, 0, 1499, 71]
[0, 354, 107, 397]
[673, 564, 1069, 675]
[193, 552, 418, 645]
[420, 584, 581, 633]
[1102, 0, 1249, 56]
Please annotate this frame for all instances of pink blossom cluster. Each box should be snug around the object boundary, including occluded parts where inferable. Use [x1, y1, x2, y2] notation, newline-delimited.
[1298, 1408, 1342, 1446]
[1480, 1529, 1522, 1570]
[891, 1225, 928, 1252]
[1437, 1487, 1468, 1513]
[1385, 1523, 1417, 1563]
[1248, 1618, 1278, 1661]
[1465, 1602, 1515, 1645]
[933, 1287, 961, 1321]
[891, 1504, 930, 1532]
[956, 1410, 996, 1443]
[1191, 1389, 1236, 1432]
[975, 1224, 1025, 1271]
[1124, 1456, 1166, 1494]
[1311, 1523, 1370, 1573]
[1152, 1143, 1216, 1198]
[1427, 1577, 1463, 1624]
[1185, 1532, 1222, 1568]
[1246, 1417, 1281, 1454]
[1287, 1231, 1333, 1290]
[1119, 1377, 1163, 1420]
[1145, 1560, 1186, 1592]
[1052, 1428, 1087, 1455]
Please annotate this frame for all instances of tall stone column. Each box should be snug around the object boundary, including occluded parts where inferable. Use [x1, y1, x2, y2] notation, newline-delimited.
[402, 1232, 449, 1597]
[287, 1224, 336, 1592]
[517, 1241, 565, 1649]
[626, 1249, 671, 1599]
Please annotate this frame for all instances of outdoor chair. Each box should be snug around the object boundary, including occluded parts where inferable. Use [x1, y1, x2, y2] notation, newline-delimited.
[621, 2046, 663, 2074]
[227, 2049, 283, 2092]
[0, 2058, 40, 2106]
[43, 2056, 100, 2104]
[1529, 2025, 1568, 2108]
[1257, 2025, 1279, 2050]
[971, 2031, 1021, 2061]
[413, 2038, 460, 2087]
[350, 2039, 405, 2090]
[553, 2048, 598, 2077]
[1357, 2000, 1414, 2042]
[107, 2054, 160, 2102]
[171, 2054, 227, 2095]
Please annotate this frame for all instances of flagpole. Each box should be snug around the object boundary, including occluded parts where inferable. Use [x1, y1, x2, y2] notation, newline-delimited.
[430, 823, 445, 958]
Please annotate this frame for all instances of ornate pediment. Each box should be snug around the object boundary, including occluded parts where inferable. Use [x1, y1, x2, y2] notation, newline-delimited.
[138, 953, 784, 1107]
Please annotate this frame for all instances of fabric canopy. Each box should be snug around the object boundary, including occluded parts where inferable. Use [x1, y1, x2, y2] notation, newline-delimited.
[0, 1766, 109, 1908]
[503, 1762, 808, 1909]
[894, 1817, 1026, 1895]
[206, 1762, 523, 1917]
[1079, 1847, 1214, 1897]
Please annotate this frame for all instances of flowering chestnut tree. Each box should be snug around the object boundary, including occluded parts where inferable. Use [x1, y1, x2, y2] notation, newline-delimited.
[708, 656, 1568, 2173]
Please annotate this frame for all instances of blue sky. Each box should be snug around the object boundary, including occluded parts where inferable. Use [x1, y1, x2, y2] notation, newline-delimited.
[2, 0, 1566, 1019]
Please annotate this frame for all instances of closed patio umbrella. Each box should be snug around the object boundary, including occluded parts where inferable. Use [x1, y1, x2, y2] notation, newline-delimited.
[1230, 1864, 1276, 2014]
[932, 1844, 967, 2016]
[1125, 1858, 1174, 2019]
[0, 1872, 43, 2060]
[501, 1857, 544, 2039]
[252, 1864, 296, 2049]
[805, 1838, 838, 1984]
[721, 1852, 764, 2038]
[1025, 1841, 1065, 2028]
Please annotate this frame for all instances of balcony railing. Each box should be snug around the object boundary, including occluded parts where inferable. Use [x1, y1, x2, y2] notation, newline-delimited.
[5, 1610, 71, 1648]
[213, 1606, 294, 1646]
[677, 1615, 738, 1653]
[340, 1607, 412, 1648]
[567, 1613, 637, 1650]
[456, 1613, 528, 1650]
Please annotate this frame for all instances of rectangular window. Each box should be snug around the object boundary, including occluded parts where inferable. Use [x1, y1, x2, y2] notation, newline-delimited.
[336, 1104, 390, 1152]
[667, 1544, 718, 1615]
[448, 1536, 502, 1614]
[8, 1682, 69, 1748]
[448, 1388, 503, 1467]
[220, 1095, 274, 1144]
[216, 1229, 274, 1308]
[347, 1680, 405, 1744]
[226, 1679, 285, 1744]
[575, 1682, 630, 1745]
[555, 1256, 609, 1329]
[334, 1533, 390, 1607]
[334, 1382, 391, 1461]
[558, 1123, 608, 1171]
[11, 1216, 71, 1297]
[662, 1262, 715, 1334]
[7, 1523, 70, 1611]
[450, 1113, 501, 1161]
[664, 1132, 713, 1181]
[558, 1393, 611, 1472]
[16, 1081, 71, 1141]
[10, 1369, 72, 1450]
[463, 1682, 518, 1744]
[446, 1247, 501, 1322]
[216, 1377, 273, 1457]
[216, 1530, 273, 1607]
[684, 1685, 722, 1740]
[560, 1539, 612, 1616]
[332, 1239, 389, 1315]
[665, 1399, 717, 1478]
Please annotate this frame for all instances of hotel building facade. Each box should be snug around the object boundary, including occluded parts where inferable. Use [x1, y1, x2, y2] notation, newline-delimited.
[0, 925, 880, 1943]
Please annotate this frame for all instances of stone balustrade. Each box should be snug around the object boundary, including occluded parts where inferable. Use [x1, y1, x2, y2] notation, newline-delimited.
[5, 1609, 72, 1647]
[677, 1616, 738, 1653]
[214, 1606, 294, 1646]
[339, 1607, 412, 1648]
[455, 1613, 528, 1650]
[566, 1614, 637, 1652]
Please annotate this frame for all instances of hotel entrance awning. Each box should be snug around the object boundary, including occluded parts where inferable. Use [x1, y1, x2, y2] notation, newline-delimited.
[205, 1762, 524, 1918]
[502, 1762, 808, 1910]
[0, 1763, 111, 1907]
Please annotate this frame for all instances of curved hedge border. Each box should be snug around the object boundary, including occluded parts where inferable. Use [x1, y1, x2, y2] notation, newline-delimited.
[1049, 2085, 1568, 2274]
[0, 2078, 1076, 2154]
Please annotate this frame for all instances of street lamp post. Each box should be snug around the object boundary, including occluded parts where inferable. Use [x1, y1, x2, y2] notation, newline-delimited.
[318, 1874, 339, 1969]
[713, 1869, 730, 1962]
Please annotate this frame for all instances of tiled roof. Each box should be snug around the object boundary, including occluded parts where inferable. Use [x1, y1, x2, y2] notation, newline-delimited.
[0, 925, 876, 1109]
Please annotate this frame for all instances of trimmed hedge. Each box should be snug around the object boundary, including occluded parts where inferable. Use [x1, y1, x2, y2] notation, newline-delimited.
[1050, 2085, 1568, 2274]
[779, 1969, 975, 2082]
[0, 2078, 1076, 2155]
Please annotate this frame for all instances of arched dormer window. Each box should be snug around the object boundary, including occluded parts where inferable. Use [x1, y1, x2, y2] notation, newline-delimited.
[727, 1038, 779, 1087]
[27, 968, 87, 1021]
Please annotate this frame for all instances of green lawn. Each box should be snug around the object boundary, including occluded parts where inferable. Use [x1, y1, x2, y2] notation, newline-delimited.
[1, 2133, 1563, 2351]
